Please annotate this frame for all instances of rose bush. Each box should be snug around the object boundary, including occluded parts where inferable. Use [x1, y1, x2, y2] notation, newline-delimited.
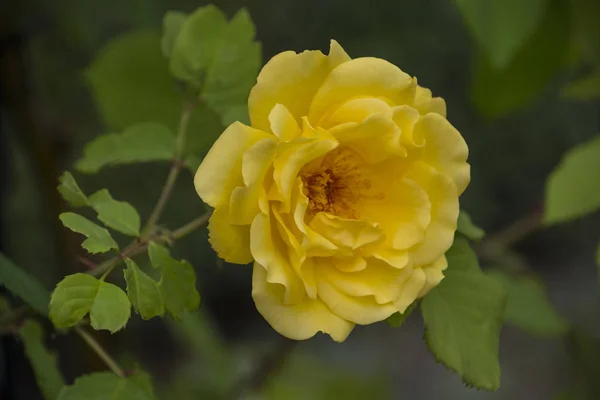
[194, 40, 469, 342]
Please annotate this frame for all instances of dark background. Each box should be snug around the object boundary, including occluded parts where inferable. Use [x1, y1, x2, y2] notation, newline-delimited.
[0, 0, 599, 398]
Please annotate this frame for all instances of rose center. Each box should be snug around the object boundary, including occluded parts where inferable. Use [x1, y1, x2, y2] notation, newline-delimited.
[300, 147, 371, 219]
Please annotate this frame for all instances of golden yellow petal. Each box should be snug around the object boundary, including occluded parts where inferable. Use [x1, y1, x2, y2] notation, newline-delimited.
[417, 256, 448, 298]
[309, 212, 384, 252]
[309, 57, 415, 125]
[194, 122, 271, 208]
[250, 213, 305, 305]
[414, 113, 470, 195]
[321, 97, 392, 129]
[414, 85, 447, 117]
[316, 266, 398, 325]
[229, 138, 278, 225]
[207, 205, 252, 264]
[268, 103, 301, 142]
[249, 41, 352, 132]
[406, 163, 459, 266]
[252, 263, 354, 342]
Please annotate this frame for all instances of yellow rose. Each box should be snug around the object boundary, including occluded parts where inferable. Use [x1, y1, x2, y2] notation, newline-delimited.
[194, 40, 469, 342]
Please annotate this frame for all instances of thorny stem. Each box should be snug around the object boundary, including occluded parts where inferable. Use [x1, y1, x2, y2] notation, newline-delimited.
[75, 326, 126, 378]
[141, 102, 194, 239]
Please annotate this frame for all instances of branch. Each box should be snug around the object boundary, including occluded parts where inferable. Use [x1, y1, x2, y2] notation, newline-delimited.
[88, 212, 211, 278]
[75, 326, 125, 378]
[142, 102, 194, 239]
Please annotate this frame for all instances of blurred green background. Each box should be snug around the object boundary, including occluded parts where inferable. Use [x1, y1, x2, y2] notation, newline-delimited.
[1, 0, 599, 398]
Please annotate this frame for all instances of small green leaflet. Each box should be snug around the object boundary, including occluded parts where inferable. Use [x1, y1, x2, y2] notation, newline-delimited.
[124, 259, 165, 320]
[0, 252, 51, 316]
[455, 0, 548, 69]
[57, 372, 154, 400]
[168, 5, 261, 125]
[488, 269, 569, 337]
[421, 237, 506, 390]
[76, 123, 176, 174]
[148, 242, 200, 319]
[89, 190, 141, 237]
[544, 135, 600, 224]
[18, 320, 65, 400]
[456, 210, 485, 241]
[386, 301, 416, 328]
[84, 30, 223, 158]
[161, 11, 187, 58]
[89, 281, 131, 333]
[49, 273, 131, 333]
[57, 172, 90, 208]
[59, 213, 118, 254]
[57, 172, 141, 237]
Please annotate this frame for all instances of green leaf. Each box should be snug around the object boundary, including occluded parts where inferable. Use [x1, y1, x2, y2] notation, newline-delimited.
[421, 237, 506, 390]
[562, 71, 600, 100]
[89, 189, 141, 236]
[124, 258, 165, 320]
[148, 242, 200, 319]
[89, 281, 131, 333]
[544, 135, 600, 224]
[76, 123, 175, 174]
[57, 372, 153, 400]
[161, 11, 187, 58]
[456, 0, 547, 69]
[471, 0, 569, 117]
[50, 273, 100, 328]
[488, 270, 570, 336]
[49, 273, 130, 332]
[85, 30, 223, 158]
[57, 171, 89, 207]
[169, 6, 261, 124]
[128, 370, 157, 399]
[0, 253, 51, 316]
[59, 213, 119, 254]
[386, 301, 416, 328]
[457, 210, 485, 241]
[18, 320, 65, 400]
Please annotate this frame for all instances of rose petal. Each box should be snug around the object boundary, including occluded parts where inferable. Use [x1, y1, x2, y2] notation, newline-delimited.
[249, 41, 351, 132]
[207, 205, 252, 264]
[195, 122, 271, 208]
[309, 57, 415, 125]
[252, 263, 354, 342]
[413, 113, 470, 195]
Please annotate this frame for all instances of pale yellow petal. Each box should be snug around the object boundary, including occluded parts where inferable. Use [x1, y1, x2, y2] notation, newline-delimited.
[252, 263, 354, 342]
[250, 213, 305, 304]
[323, 257, 413, 305]
[358, 174, 431, 251]
[392, 105, 422, 147]
[249, 42, 351, 132]
[273, 127, 338, 211]
[393, 267, 427, 312]
[328, 39, 351, 69]
[268, 103, 300, 142]
[207, 205, 252, 264]
[229, 138, 278, 225]
[414, 113, 470, 195]
[418, 256, 448, 297]
[328, 113, 405, 163]
[322, 97, 392, 129]
[316, 266, 398, 325]
[309, 57, 415, 125]
[309, 212, 383, 253]
[414, 85, 447, 117]
[373, 249, 410, 269]
[332, 255, 367, 272]
[407, 163, 459, 266]
[195, 122, 271, 208]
